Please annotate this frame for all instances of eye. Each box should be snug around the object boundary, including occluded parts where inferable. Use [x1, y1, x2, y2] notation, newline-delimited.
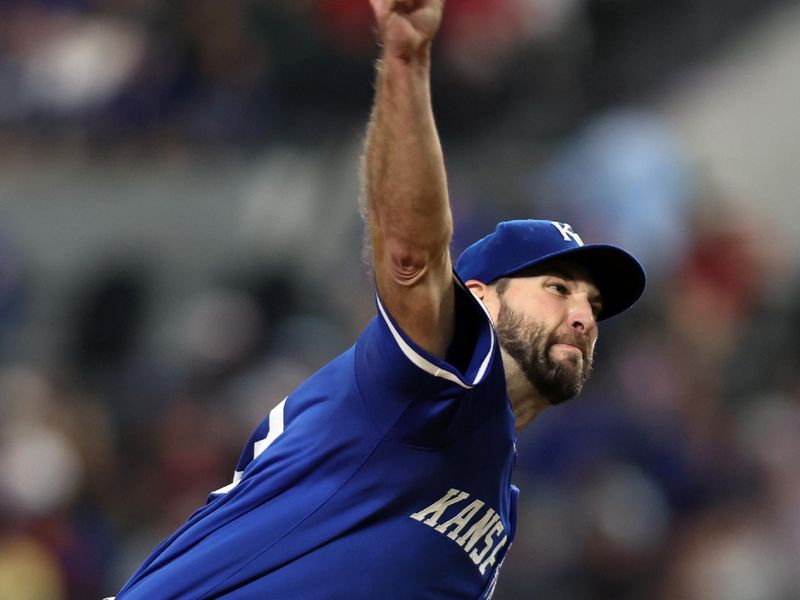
[546, 282, 569, 295]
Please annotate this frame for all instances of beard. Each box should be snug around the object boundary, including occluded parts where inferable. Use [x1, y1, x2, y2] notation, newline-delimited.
[495, 296, 594, 405]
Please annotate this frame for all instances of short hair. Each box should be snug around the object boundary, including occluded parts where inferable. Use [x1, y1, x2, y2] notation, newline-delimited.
[492, 277, 511, 297]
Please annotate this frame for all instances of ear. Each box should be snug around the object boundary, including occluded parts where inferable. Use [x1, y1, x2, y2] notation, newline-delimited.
[465, 279, 489, 300]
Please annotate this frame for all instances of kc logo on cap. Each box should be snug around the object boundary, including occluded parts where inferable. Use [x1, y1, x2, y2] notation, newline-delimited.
[550, 221, 584, 246]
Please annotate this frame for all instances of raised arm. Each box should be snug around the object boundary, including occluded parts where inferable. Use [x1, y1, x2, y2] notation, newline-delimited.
[363, 0, 454, 359]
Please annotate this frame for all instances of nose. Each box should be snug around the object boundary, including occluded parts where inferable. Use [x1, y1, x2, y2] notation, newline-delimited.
[568, 296, 597, 334]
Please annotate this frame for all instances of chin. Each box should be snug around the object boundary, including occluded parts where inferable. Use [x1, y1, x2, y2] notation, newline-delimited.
[545, 389, 580, 406]
[537, 360, 590, 406]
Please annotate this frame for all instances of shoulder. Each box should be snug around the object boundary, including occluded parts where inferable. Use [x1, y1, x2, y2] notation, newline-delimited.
[357, 276, 499, 394]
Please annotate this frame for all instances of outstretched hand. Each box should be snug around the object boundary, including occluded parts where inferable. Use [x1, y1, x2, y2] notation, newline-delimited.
[371, 0, 445, 62]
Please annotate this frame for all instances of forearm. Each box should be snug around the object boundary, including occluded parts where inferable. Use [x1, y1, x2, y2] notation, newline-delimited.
[364, 52, 452, 274]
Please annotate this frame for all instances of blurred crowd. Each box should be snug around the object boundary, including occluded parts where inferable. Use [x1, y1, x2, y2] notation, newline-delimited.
[0, 0, 790, 147]
[1, 1, 800, 599]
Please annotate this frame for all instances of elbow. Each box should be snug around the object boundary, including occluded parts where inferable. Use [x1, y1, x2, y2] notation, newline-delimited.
[385, 236, 450, 287]
[389, 252, 430, 286]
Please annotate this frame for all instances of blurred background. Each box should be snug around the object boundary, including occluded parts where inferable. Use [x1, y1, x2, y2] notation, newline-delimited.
[1, 0, 800, 598]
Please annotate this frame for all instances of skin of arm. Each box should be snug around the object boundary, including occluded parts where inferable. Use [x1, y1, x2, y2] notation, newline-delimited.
[363, 0, 454, 359]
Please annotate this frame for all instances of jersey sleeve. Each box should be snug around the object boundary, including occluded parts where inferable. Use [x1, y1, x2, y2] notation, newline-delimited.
[354, 275, 499, 433]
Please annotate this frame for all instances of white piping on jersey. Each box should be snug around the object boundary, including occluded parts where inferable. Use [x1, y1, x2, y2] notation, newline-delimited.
[211, 470, 244, 495]
[210, 397, 288, 496]
[375, 284, 495, 390]
[254, 398, 287, 459]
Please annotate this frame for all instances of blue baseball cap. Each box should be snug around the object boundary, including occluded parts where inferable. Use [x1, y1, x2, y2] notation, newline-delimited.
[455, 220, 646, 321]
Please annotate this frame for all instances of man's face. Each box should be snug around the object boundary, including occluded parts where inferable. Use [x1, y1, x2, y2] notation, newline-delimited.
[490, 260, 601, 405]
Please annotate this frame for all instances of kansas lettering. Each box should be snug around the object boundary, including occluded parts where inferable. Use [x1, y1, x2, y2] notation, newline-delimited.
[410, 488, 508, 575]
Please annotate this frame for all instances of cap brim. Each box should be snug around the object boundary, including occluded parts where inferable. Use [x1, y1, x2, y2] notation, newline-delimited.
[507, 244, 646, 321]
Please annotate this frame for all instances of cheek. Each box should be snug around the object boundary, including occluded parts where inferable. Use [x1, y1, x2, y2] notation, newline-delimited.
[538, 293, 570, 324]
[514, 291, 563, 325]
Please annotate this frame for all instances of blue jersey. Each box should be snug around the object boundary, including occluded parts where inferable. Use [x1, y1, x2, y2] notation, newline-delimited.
[116, 281, 519, 599]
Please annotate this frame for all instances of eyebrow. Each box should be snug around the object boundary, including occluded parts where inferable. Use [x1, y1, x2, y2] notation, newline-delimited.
[544, 267, 576, 281]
